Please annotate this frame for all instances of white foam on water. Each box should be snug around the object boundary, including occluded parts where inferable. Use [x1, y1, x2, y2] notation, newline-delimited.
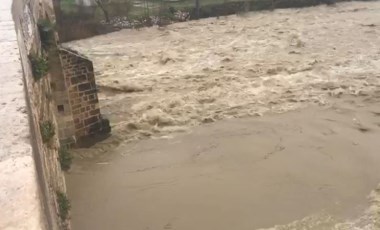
[257, 185, 380, 230]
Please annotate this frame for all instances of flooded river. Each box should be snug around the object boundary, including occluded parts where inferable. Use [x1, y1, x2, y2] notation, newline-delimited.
[67, 96, 380, 230]
[65, 1, 380, 229]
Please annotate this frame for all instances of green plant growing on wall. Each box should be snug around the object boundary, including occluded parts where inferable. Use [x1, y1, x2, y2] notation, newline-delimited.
[40, 121, 55, 143]
[56, 191, 71, 221]
[37, 19, 56, 49]
[29, 54, 49, 81]
[58, 146, 73, 171]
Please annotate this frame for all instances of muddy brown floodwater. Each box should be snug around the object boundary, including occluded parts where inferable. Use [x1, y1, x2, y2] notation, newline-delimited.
[65, 1, 380, 230]
[67, 96, 380, 230]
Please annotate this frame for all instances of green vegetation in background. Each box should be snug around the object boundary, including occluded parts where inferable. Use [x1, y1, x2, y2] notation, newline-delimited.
[38, 19, 56, 49]
[59, 0, 331, 22]
[60, 0, 77, 13]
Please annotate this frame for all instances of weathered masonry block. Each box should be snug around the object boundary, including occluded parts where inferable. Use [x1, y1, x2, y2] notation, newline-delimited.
[59, 48, 110, 144]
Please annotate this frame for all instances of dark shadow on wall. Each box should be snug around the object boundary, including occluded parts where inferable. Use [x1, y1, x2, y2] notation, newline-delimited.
[55, 2, 130, 42]
[58, 20, 116, 42]
[55, 0, 375, 42]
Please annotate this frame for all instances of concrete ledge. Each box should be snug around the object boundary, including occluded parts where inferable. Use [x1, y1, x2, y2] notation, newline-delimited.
[0, 0, 44, 229]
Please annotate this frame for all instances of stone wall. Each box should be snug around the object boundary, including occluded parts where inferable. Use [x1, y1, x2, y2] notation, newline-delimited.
[49, 47, 76, 147]
[10, 0, 69, 229]
[12, 0, 109, 150]
[59, 48, 110, 144]
[2, 0, 110, 228]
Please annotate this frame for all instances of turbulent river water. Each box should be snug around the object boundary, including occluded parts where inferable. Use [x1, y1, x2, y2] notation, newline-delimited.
[66, 2, 380, 229]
